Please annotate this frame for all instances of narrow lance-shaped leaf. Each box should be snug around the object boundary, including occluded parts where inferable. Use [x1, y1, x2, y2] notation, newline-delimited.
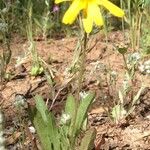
[79, 128, 96, 150]
[65, 94, 76, 119]
[35, 95, 48, 122]
[131, 86, 145, 106]
[30, 109, 52, 150]
[33, 95, 61, 150]
[65, 94, 77, 137]
[74, 92, 95, 136]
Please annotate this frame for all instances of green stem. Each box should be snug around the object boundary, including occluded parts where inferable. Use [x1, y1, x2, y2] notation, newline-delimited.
[77, 32, 87, 100]
[122, 54, 129, 74]
[70, 32, 87, 149]
[122, 54, 134, 102]
[136, 11, 142, 49]
[120, 0, 125, 41]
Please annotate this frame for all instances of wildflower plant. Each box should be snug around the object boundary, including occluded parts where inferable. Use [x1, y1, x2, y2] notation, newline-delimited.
[26, 0, 44, 76]
[28, 0, 125, 149]
[111, 48, 146, 124]
[29, 93, 96, 150]
[34, 0, 56, 40]
[55, 0, 124, 100]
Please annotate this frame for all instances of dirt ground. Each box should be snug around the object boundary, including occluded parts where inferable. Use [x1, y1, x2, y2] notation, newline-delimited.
[0, 31, 150, 150]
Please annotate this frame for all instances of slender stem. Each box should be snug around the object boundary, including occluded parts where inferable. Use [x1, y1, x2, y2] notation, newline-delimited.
[77, 32, 87, 100]
[122, 54, 134, 102]
[120, 0, 125, 41]
[71, 32, 88, 149]
[122, 54, 129, 73]
[136, 12, 142, 49]
[128, 0, 134, 50]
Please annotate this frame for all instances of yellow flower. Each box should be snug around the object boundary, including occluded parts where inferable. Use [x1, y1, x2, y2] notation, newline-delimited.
[55, 0, 125, 33]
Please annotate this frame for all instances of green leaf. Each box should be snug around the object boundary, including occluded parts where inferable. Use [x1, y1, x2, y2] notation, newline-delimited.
[82, 118, 88, 131]
[29, 108, 52, 150]
[65, 94, 76, 119]
[79, 128, 96, 150]
[30, 65, 43, 76]
[131, 86, 145, 106]
[34, 18, 43, 29]
[111, 104, 126, 123]
[44, 70, 53, 86]
[74, 92, 95, 136]
[33, 95, 61, 150]
[117, 47, 127, 55]
[34, 95, 48, 123]
[59, 126, 70, 150]
[65, 94, 77, 138]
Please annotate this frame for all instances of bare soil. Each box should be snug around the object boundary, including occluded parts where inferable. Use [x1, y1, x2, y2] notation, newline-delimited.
[0, 31, 150, 150]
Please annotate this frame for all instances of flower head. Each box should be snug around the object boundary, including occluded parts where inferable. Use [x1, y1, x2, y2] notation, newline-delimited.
[55, 0, 124, 33]
[53, 5, 59, 12]
[60, 113, 71, 125]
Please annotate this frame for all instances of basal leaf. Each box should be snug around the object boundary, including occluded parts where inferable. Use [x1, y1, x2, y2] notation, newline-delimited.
[79, 128, 96, 150]
[74, 92, 95, 136]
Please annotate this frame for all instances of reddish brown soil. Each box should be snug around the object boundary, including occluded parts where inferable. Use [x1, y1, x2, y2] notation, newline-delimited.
[0, 31, 150, 149]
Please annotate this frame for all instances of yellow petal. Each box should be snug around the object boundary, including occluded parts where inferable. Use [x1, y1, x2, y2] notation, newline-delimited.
[82, 18, 93, 33]
[82, 1, 94, 33]
[98, 0, 124, 17]
[93, 5, 103, 26]
[55, 0, 71, 4]
[62, 0, 85, 24]
[83, 1, 103, 33]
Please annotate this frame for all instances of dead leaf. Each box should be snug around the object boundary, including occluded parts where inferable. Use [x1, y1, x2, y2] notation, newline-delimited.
[6, 132, 22, 145]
